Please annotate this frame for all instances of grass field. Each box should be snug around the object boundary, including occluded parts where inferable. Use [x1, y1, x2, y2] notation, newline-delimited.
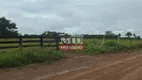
[83, 39, 142, 54]
[0, 38, 142, 68]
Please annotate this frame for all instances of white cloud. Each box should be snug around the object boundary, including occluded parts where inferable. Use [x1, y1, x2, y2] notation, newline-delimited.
[0, 0, 142, 36]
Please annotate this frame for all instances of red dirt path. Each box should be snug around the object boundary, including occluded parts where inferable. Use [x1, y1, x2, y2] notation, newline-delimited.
[0, 50, 142, 80]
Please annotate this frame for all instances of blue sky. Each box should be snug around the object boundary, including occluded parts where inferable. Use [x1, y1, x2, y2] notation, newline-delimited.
[0, 0, 142, 36]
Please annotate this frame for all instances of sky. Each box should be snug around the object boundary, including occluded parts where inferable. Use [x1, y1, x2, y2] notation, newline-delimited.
[0, 0, 142, 36]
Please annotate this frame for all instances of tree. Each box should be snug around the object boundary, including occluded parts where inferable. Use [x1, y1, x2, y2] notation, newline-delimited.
[0, 17, 18, 37]
[23, 34, 30, 37]
[125, 32, 132, 45]
[133, 33, 136, 38]
[105, 31, 114, 36]
[118, 33, 121, 37]
[105, 31, 116, 39]
[125, 32, 132, 38]
[137, 36, 141, 39]
[41, 31, 47, 36]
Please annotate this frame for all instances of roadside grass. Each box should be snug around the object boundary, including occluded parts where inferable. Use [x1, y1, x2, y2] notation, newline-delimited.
[0, 48, 64, 68]
[83, 39, 142, 54]
[0, 38, 142, 68]
[0, 38, 62, 68]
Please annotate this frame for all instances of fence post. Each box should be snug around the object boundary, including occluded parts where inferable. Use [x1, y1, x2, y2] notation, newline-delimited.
[130, 38, 132, 45]
[56, 36, 59, 51]
[19, 36, 22, 48]
[70, 37, 72, 44]
[40, 36, 43, 48]
[75, 37, 78, 44]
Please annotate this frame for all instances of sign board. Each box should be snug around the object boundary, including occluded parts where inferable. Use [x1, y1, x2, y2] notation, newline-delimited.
[59, 44, 84, 50]
[59, 36, 84, 50]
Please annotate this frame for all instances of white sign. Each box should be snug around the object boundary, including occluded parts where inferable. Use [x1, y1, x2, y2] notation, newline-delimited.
[60, 37, 83, 44]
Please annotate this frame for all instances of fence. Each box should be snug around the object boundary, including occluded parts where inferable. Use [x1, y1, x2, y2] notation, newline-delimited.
[0, 36, 59, 50]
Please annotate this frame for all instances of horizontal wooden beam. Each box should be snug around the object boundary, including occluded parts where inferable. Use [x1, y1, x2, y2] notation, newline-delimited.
[0, 46, 19, 49]
[0, 36, 56, 39]
[0, 41, 19, 44]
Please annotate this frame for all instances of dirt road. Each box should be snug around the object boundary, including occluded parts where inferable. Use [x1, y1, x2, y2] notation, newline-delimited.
[0, 50, 142, 80]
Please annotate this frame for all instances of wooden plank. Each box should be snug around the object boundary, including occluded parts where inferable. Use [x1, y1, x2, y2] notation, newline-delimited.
[22, 36, 41, 38]
[0, 37, 19, 39]
[23, 45, 40, 47]
[0, 41, 19, 44]
[44, 40, 56, 43]
[0, 36, 53, 39]
[44, 45, 57, 47]
[23, 40, 40, 43]
[0, 45, 57, 49]
[0, 46, 19, 49]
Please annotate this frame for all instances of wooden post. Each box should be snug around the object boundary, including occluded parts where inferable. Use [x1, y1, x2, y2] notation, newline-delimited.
[118, 36, 120, 43]
[130, 38, 132, 45]
[19, 36, 22, 48]
[75, 37, 77, 44]
[40, 36, 43, 48]
[56, 36, 59, 51]
[70, 37, 72, 44]
[100, 37, 105, 48]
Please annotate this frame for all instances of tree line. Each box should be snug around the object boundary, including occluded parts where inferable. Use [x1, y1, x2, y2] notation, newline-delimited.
[83, 31, 141, 39]
[0, 17, 141, 39]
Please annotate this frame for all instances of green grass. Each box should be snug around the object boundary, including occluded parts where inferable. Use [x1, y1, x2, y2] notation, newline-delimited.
[0, 48, 64, 68]
[82, 39, 142, 54]
[0, 38, 142, 68]
[0, 38, 62, 68]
